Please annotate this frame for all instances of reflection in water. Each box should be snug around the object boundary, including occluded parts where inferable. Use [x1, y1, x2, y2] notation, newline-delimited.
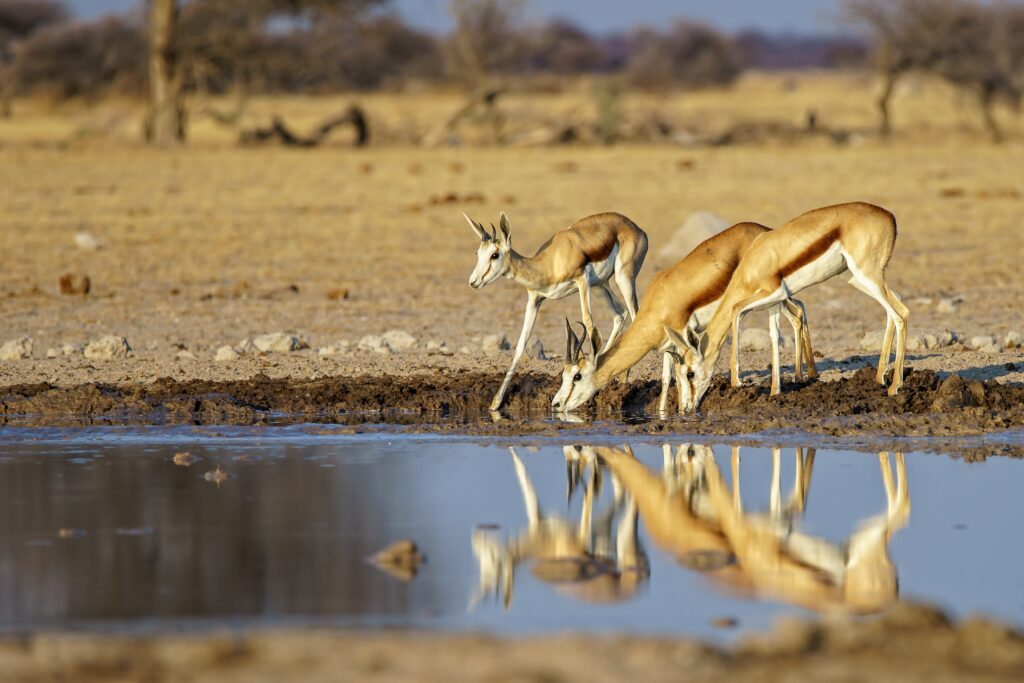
[472, 447, 650, 608]
[474, 445, 910, 615]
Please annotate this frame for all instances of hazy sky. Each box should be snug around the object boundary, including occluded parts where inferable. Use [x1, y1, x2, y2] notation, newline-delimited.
[71, 0, 850, 34]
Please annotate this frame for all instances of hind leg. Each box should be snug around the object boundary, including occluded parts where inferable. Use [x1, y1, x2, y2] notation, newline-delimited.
[840, 271, 893, 385]
[782, 298, 818, 381]
[844, 269, 909, 394]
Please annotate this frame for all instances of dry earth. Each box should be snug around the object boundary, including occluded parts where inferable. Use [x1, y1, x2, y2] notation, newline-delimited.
[1, 603, 1022, 683]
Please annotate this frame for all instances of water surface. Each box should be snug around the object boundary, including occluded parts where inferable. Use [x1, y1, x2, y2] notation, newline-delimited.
[0, 428, 1022, 640]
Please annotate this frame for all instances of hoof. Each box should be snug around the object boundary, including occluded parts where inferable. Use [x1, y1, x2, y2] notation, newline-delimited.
[886, 383, 902, 397]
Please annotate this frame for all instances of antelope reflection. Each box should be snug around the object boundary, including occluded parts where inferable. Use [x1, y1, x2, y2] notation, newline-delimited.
[472, 447, 650, 609]
[594, 444, 910, 614]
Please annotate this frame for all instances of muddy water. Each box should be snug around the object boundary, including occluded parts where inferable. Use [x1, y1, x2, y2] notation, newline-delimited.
[0, 428, 1022, 640]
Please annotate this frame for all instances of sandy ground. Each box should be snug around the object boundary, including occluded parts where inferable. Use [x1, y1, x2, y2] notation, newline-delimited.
[0, 603, 1022, 683]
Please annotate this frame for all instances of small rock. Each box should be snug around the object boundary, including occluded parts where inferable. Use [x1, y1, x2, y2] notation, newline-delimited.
[176, 350, 198, 361]
[368, 539, 425, 582]
[905, 334, 925, 352]
[968, 335, 998, 351]
[317, 341, 351, 356]
[426, 340, 454, 356]
[252, 332, 305, 353]
[46, 347, 60, 359]
[382, 329, 417, 350]
[980, 343, 1002, 354]
[922, 333, 940, 350]
[74, 231, 102, 250]
[84, 335, 131, 360]
[0, 337, 33, 360]
[58, 273, 91, 295]
[1005, 331, 1021, 348]
[527, 338, 547, 360]
[936, 297, 959, 314]
[481, 334, 510, 355]
[358, 334, 392, 354]
[214, 345, 240, 362]
[459, 346, 471, 354]
[860, 330, 885, 351]
[173, 452, 198, 467]
[238, 338, 254, 353]
[326, 287, 349, 301]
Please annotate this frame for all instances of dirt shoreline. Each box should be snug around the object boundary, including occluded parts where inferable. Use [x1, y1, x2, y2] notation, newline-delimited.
[2, 366, 1023, 443]
[1, 602, 1021, 683]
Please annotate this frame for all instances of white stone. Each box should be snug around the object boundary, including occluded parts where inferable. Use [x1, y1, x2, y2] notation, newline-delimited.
[909, 297, 933, 307]
[981, 343, 1003, 354]
[459, 346, 472, 354]
[481, 334, 511, 355]
[317, 341, 351, 356]
[922, 334, 940, 350]
[358, 334, 392, 353]
[382, 329, 417, 350]
[1005, 331, 1022, 347]
[215, 345, 240, 361]
[46, 347, 60, 359]
[176, 350, 198, 361]
[657, 211, 731, 263]
[253, 332, 304, 353]
[426, 340, 453, 356]
[968, 335, 998, 350]
[0, 337, 33, 360]
[74, 232, 102, 251]
[936, 298, 958, 314]
[84, 335, 131, 360]
[905, 334, 925, 352]
[527, 338, 547, 360]
[238, 338, 254, 353]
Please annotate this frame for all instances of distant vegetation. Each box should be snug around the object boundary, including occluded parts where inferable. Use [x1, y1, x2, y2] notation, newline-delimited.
[0, 0, 863, 104]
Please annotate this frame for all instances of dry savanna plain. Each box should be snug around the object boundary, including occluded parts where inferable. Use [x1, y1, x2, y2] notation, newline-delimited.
[2, 71, 1024, 682]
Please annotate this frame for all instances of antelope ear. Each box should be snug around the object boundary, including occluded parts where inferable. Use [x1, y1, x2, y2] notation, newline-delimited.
[464, 212, 487, 240]
[663, 325, 695, 355]
[685, 325, 705, 359]
[497, 212, 512, 245]
[588, 324, 603, 359]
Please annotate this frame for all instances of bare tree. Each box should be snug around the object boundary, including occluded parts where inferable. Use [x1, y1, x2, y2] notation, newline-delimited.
[445, 0, 527, 86]
[624, 21, 741, 91]
[847, 0, 1022, 141]
[146, 0, 184, 145]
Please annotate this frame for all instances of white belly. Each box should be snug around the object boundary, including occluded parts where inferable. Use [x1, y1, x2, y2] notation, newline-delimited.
[588, 243, 618, 284]
[779, 242, 847, 295]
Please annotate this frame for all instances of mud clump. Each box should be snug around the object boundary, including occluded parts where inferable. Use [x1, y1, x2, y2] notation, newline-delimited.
[0, 367, 1022, 438]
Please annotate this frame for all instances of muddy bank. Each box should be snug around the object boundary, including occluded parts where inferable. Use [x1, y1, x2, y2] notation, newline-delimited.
[1, 603, 1022, 683]
[1, 366, 1023, 439]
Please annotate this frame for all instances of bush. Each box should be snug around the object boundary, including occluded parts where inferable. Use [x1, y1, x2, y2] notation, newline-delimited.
[624, 21, 741, 90]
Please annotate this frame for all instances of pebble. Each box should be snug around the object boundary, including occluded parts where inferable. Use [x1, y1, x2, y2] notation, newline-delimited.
[74, 231, 102, 251]
[252, 332, 304, 353]
[0, 337, 33, 360]
[317, 341, 351, 356]
[1005, 331, 1021, 348]
[84, 335, 131, 360]
[859, 330, 884, 351]
[936, 297, 959, 314]
[459, 346, 472, 354]
[211, 346, 237, 362]
[481, 334, 510, 355]
[176, 350, 198, 361]
[426, 340, 454, 356]
[968, 335, 1000, 352]
[358, 335, 392, 354]
[238, 338, 254, 353]
[382, 329, 417, 350]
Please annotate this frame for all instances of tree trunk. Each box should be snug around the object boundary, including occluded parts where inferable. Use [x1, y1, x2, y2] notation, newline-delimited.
[877, 68, 897, 138]
[145, 0, 185, 145]
[979, 89, 1004, 144]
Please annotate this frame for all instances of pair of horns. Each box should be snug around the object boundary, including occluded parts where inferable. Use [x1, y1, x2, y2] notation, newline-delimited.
[564, 319, 588, 363]
[464, 212, 510, 242]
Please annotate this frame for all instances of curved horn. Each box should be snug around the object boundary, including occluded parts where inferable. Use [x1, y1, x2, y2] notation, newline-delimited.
[464, 212, 486, 240]
[574, 322, 588, 361]
[565, 318, 577, 361]
[489, 224, 497, 242]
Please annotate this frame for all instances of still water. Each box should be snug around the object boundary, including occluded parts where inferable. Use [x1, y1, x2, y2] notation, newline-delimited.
[0, 427, 1022, 640]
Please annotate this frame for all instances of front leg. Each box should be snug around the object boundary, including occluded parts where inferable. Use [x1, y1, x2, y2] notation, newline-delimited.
[658, 351, 673, 416]
[768, 305, 782, 395]
[575, 274, 596, 340]
[490, 292, 543, 411]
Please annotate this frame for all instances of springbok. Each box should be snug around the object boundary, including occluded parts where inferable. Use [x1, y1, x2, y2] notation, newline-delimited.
[595, 444, 910, 614]
[466, 212, 648, 411]
[666, 202, 910, 413]
[471, 447, 648, 609]
[551, 222, 817, 415]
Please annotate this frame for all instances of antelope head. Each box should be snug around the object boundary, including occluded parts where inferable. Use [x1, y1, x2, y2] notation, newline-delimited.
[552, 320, 602, 413]
[466, 212, 512, 289]
[663, 325, 714, 414]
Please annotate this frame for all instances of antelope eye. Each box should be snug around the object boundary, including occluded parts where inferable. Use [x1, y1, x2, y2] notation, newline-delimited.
[686, 371, 695, 380]
[490, 252, 500, 260]
[573, 373, 582, 382]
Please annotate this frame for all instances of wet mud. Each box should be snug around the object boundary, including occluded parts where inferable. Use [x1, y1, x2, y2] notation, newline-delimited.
[1, 366, 1022, 441]
[2, 603, 1023, 683]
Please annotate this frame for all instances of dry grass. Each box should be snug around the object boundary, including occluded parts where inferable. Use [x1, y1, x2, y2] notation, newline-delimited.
[0, 70, 1020, 386]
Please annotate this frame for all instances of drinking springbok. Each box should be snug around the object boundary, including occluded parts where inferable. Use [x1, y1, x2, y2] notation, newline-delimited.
[466, 212, 648, 410]
[551, 222, 816, 414]
[666, 202, 909, 413]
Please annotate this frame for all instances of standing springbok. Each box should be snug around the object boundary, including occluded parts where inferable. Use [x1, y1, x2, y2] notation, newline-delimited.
[666, 202, 909, 413]
[551, 223, 817, 414]
[466, 211, 648, 410]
